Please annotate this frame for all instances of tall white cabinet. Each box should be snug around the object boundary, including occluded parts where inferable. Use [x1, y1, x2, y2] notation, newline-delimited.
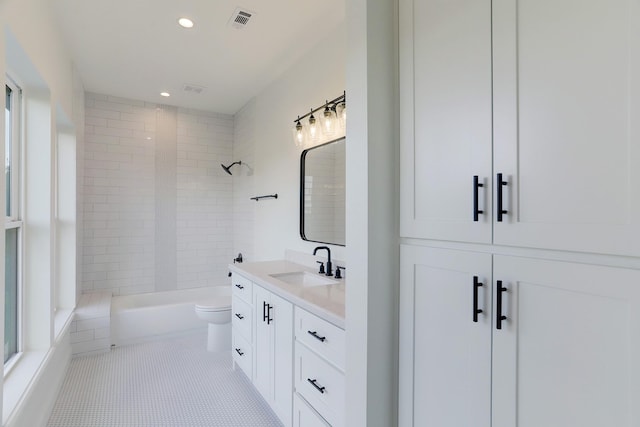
[399, 0, 640, 425]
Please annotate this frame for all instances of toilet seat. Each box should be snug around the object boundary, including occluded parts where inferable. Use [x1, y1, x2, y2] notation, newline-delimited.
[195, 296, 231, 312]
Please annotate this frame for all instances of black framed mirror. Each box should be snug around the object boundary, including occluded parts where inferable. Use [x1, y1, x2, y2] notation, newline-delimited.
[300, 137, 346, 246]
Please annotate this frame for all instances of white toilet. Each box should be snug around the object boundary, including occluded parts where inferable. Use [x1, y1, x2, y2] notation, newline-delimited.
[195, 296, 232, 352]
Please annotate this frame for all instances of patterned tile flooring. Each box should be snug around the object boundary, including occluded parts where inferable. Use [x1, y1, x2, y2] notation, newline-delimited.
[47, 331, 282, 427]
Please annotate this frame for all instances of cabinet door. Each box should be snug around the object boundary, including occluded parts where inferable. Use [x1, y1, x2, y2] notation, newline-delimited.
[293, 393, 330, 427]
[399, 0, 493, 243]
[492, 256, 640, 427]
[271, 292, 293, 427]
[399, 245, 492, 427]
[253, 285, 272, 401]
[493, 0, 640, 256]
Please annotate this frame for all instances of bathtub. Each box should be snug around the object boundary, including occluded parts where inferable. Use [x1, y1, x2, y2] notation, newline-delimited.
[111, 286, 231, 346]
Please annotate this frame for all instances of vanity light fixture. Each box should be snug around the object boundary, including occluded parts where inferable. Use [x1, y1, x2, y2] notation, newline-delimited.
[178, 17, 194, 28]
[292, 91, 346, 147]
[160, 92, 171, 97]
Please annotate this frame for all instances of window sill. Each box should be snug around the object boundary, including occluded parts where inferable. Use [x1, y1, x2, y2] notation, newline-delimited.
[3, 310, 74, 425]
[3, 350, 47, 425]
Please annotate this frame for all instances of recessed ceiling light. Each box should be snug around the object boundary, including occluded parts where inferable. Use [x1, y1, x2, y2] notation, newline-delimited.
[160, 92, 170, 97]
[178, 17, 194, 28]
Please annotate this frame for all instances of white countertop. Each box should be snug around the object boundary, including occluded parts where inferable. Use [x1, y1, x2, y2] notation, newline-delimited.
[229, 260, 346, 329]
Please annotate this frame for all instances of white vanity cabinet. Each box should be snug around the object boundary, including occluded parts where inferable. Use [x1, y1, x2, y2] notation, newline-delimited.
[399, 245, 640, 427]
[229, 262, 345, 427]
[253, 284, 294, 427]
[231, 273, 253, 379]
[400, 0, 640, 256]
[294, 307, 345, 427]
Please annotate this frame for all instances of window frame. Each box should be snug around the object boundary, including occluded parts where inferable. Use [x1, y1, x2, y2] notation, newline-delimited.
[4, 77, 23, 370]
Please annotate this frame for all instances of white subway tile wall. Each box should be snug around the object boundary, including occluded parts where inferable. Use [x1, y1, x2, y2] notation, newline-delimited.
[70, 291, 111, 356]
[232, 99, 256, 263]
[82, 93, 235, 295]
[176, 108, 234, 289]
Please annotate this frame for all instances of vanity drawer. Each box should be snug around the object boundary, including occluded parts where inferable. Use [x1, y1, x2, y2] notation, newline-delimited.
[231, 273, 253, 304]
[232, 331, 252, 380]
[232, 296, 252, 340]
[295, 342, 345, 427]
[295, 307, 345, 371]
[293, 393, 331, 427]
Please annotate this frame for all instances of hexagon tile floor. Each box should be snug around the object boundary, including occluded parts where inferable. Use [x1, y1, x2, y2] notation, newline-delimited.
[47, 331, 282, 427]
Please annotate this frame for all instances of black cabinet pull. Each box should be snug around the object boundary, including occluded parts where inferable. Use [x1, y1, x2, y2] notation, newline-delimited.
[262, 301, 267, 322]
[496, 173, 508, 222]
[473, 276, 483, 323]
[496, 280, 508, 330]
[307, 378, 326, 394]
[235, 284, 244, 290]
[235, 348, 244, 356]
[267, 304, 273, 325]
[235, 313, 244, 320]
[307, 330, 327, 342]
[473, 176, 484, 221]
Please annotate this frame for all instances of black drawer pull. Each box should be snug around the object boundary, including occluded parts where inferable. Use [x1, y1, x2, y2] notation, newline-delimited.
[496, 280, 508, 330]
[473, 276, 483, 323]
[473, 176, 484, 221]
[307, 378, 326, 394]
[307, 330, 326, 342]
[235, 284, 244, 290]
[235, 348, 244, 356]
[235, 313, 244, 320]
[497, 173, 508, 222]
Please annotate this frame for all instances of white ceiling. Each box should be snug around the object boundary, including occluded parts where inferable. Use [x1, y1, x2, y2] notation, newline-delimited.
[53, 0, 345, 115]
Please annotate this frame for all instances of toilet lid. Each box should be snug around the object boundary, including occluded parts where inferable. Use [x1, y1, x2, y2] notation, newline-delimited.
[195, 296, 231, 312]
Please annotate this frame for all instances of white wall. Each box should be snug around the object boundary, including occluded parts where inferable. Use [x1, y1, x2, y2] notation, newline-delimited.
[3, 0, 76, 116]
[345, 0, 399, 425]
[232, 20, 347, 263]
[82, 93, 234, 295]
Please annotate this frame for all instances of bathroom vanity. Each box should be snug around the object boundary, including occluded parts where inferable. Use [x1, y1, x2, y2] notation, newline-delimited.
[229, 260, 345, 427]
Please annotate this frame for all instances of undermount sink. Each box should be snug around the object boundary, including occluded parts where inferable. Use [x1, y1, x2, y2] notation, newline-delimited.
[269, 271, 338, 287]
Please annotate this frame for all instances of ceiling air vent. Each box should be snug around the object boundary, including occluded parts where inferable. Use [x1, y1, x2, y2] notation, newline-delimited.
[228, 7, 254, 29]
[183, 84, 206, 95]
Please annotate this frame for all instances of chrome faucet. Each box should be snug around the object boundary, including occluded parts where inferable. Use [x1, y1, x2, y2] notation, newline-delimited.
[313, 246, 333, 277]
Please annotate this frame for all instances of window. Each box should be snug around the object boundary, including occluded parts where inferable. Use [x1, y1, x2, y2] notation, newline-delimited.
[5, 80, 22, 365]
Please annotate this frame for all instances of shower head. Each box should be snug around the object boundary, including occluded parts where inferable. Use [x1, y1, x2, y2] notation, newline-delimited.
[221, 161, 242, 175]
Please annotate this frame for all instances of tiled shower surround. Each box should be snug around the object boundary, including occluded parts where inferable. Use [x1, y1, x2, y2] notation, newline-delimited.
[82, 93, 234, 295]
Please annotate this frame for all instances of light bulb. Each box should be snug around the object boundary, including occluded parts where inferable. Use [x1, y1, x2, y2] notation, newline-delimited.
[308, 113, 320, 142]
[322, 106, 337, 137]
[292, 120, 305, 147]
[336, 101, 346, 135]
